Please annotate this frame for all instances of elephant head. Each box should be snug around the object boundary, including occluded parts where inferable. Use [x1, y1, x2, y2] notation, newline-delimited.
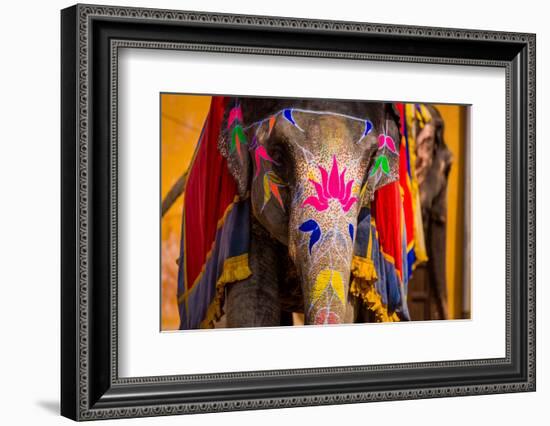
[413, 104, 453, 222]
[219, 98, 400, 325]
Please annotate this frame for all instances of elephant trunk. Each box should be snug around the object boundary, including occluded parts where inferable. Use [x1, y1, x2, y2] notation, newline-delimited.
[296, 228, 355, 325]
[289, 155, 360, 325]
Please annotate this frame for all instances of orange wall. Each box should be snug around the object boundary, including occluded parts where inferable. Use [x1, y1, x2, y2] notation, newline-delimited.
[161, 94, 211, 330]
[433, 104, 467, 319]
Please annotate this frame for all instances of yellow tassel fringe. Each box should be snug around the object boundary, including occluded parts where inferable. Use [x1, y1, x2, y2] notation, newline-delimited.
[199, 253, 398, 327]
[199, 254, 252, 329]
[351, 255, 400, 323]
[351, 256, 378, 282]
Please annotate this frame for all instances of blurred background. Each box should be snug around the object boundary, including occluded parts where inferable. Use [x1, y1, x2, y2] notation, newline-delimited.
[160, 94, 469, 330]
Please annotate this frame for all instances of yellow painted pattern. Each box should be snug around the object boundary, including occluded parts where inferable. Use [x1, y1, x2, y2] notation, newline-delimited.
[312, 269, 346, 305]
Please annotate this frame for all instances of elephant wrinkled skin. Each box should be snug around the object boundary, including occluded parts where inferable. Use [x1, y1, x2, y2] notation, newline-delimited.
[219, 98, 401, 326]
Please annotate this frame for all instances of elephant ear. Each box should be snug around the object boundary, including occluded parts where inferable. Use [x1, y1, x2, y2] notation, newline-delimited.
[217, 100, 251, 198]
[361, 105, 401, 205]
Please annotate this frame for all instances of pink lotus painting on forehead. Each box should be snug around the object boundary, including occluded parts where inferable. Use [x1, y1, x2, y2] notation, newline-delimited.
[302, 156, 358, 213]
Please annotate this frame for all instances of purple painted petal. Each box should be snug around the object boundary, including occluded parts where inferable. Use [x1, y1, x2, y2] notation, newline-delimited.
[328, 156, 340, 199]
[248, 134, 258, 151]
[308, 179, 328, 204]
[342, 197, 359, 212]
[302, 196, 329, 212]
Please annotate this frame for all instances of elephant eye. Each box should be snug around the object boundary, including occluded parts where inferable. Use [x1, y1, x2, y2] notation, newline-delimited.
[269, 144, 285, 164]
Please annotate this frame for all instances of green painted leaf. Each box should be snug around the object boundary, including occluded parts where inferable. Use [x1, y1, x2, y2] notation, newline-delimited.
[370, 155, 390, 176]
[380, 155, 390, 174]
[231, 125, 247, 146]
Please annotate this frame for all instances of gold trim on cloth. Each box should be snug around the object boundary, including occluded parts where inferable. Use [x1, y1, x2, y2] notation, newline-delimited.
[351, 256, 400, 323]
[199, 254, 252, 329]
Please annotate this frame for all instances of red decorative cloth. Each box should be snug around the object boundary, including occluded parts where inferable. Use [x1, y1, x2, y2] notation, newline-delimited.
[372, 181, 404, 281]
[182, 97, 238, 292]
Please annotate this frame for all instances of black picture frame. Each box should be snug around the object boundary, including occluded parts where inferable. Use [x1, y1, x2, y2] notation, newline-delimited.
[61, 3, 536, 421]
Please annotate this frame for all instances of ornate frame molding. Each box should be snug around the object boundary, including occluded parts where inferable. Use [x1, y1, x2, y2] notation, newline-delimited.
[61, 4, 536, 421]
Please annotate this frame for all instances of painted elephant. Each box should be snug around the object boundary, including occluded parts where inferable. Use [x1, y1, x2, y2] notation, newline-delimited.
[408, 104, 453, 320]
[216, 97, 403, 327]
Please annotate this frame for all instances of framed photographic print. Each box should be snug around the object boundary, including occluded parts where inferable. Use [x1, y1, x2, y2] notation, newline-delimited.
[61, 3, 536, 421]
